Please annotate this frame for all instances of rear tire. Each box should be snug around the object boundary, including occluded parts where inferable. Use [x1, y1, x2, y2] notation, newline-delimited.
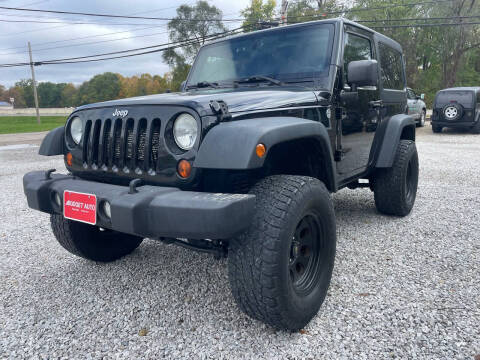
[432, 124, 443, 133]
[228, 175, 336, 331]
[373, 140, 419, 216]
[50, 214, 143, 262]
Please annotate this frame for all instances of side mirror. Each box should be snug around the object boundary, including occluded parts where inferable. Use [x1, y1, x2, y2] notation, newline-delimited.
[180, 80, 187, 92]
[347, 60, 378, 89]
[420, 93, 425, 100]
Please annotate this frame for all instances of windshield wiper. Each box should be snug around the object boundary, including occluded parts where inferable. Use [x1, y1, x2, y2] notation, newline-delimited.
[186, 81, 219, 90]
[234, 75, 283, 86]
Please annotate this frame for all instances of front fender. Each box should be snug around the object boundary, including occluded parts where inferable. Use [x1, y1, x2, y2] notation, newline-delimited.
[38, 126, 64, 156]
[375, 114, 415, 168]
[194, 117, 336, 189]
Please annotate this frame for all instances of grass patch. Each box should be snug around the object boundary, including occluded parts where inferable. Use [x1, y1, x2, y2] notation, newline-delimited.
[0, 116, 67, 134]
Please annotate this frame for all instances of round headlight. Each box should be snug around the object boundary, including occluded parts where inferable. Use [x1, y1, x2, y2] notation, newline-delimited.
[69, 117, 83, 145]
[173, 113, 198, 150]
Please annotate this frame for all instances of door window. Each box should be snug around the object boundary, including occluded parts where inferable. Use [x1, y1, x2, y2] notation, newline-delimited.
[343, 32, 372, 84]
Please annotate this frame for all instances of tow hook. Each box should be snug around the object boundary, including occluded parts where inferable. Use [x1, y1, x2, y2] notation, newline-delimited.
[44, 168, 56, 180]
[128, 178, 143, 194]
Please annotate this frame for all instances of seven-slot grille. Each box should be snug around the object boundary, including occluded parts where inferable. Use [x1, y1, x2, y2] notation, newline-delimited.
[82, 117, 161, 174]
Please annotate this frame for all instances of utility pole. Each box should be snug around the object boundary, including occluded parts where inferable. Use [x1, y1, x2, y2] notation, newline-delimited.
[280, 0, 289, 26]
[28, 42, 40, 124]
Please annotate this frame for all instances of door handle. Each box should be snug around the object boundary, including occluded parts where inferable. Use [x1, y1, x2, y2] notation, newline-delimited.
[368, 100, 384, 109]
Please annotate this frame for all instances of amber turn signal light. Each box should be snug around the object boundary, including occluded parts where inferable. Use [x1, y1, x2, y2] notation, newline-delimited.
[177, 160, 192, 178]
[256, 143, 266, 158]
[66, 152, 73, 166]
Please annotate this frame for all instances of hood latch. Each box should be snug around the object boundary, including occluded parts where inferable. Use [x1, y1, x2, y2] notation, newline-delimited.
[210, 100, 232, 122]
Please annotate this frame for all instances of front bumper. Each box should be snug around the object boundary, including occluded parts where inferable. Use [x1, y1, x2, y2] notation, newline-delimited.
[23, 171, 255, 240]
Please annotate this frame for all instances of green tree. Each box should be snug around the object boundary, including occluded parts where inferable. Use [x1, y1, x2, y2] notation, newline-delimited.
[15, 79, 34, 107]
[76, 72, 121, 105]
[38, 82, 63, 108]
[162, 1, 226, 91]
[60, 83, 77, 107]
[241, 0, 277, 31]
[286, 0, 340, 24]
[163, 1, 226, 65]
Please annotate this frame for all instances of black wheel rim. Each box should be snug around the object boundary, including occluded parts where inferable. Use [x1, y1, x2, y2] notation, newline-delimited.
[405, 159, 415, 204]
[289, 213, 323, 295]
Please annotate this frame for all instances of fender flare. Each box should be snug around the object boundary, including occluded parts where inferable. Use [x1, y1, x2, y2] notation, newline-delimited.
[194, 117, 337, 191]
[38, 126, 64, 156]
[375, 114, 415, 168]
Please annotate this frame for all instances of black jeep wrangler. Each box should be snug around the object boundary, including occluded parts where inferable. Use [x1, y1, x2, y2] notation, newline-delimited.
[23, 19, 419, 331]
[431, 87, 480, 133]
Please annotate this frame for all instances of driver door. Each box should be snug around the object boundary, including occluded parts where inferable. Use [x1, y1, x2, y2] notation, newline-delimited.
[337, 28, 380, 176]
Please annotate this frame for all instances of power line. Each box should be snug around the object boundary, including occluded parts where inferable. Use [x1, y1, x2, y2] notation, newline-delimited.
[284, 0, 456, 21]
[0, 5, 242, 22]
[371, 21, 480, 28]
[0, 29, 170, 56]
[0, 26, 247, 68]
[0, 1, 198, 38]
[0, 25, 166, 52]
[357, 15, 480, 23]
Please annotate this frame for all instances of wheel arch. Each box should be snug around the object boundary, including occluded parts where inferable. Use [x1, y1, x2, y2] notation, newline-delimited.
[374, 114, 416, 168]
[194, 117, 337, 192]
[38, 126, 65, 156]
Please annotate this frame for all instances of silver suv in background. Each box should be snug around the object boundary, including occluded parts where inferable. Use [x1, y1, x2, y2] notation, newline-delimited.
[407, 88, 427, 127]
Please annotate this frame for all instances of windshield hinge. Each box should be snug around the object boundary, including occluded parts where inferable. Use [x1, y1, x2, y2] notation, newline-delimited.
[209, 100, 232, 122]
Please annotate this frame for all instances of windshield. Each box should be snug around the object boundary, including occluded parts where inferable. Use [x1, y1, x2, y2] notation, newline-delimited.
[187, 23, 335, 88]
[435, 91, 474, 108]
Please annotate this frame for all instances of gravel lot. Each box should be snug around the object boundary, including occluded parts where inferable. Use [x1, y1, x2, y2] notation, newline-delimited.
[1, 125, 479, 359]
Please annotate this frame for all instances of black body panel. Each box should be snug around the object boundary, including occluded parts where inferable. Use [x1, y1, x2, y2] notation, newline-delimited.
[74, 88, 319, 117]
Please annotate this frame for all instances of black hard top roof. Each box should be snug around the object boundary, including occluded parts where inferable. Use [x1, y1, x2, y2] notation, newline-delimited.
[207, 18, 403, 52]
[438, 87, 480, 93]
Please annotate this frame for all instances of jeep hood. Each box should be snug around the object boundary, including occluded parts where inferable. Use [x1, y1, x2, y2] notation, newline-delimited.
[73, 87, 321, 117]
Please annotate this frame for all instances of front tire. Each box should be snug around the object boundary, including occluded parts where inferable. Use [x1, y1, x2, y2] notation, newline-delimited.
[228, 175, 336, 331]
[373, 140, 419, 216]
[50, 215, 143, 262]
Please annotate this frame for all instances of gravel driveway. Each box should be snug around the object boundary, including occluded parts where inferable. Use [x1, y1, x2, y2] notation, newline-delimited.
[1, 126, 479, 359]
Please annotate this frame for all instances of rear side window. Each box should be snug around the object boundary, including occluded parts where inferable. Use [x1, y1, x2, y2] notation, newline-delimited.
[378, 43, 405, 90]
[343, 32, 372, 84]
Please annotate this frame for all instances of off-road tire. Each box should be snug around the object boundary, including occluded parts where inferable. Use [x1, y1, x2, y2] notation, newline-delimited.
[373, 140, 419, 216]
[432, 124, 443, 133]
[50, 214, 143, 262]
[228, 175, 336, 331]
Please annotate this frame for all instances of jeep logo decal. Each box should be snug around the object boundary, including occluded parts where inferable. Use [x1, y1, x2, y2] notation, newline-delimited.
[113, 109, 128, 118]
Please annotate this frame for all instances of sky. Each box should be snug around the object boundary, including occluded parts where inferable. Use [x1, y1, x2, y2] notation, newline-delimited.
[0, 0, 252, 87]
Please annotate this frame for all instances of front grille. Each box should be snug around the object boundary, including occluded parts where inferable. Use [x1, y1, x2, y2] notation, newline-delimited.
[83, 117, 161, 174]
